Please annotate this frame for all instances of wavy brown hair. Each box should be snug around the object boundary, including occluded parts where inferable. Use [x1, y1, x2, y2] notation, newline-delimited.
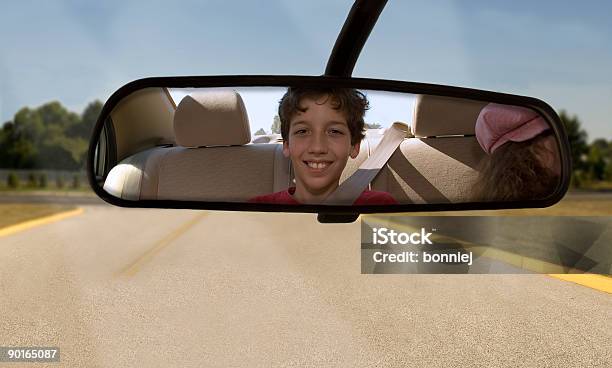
[278, 87, 368, 146]
[473, 131, 559, 202]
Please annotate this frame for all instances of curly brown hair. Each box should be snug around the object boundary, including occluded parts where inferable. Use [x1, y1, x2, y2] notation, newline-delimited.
[473, 131, 559, 202]
[278, 87, 368, 146]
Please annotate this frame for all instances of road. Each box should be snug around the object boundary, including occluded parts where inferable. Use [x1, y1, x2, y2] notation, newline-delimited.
[0, 205, 611, 367]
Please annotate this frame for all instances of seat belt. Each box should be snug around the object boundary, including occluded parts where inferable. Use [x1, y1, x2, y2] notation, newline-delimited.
[324, 121, 410, 205]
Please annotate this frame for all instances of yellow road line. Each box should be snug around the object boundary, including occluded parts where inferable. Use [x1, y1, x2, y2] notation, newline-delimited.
[117, 212, 207, 277]
[363, 215, 611, 293]
[0, 207, 84, 238]
[548, 274, 612, 294]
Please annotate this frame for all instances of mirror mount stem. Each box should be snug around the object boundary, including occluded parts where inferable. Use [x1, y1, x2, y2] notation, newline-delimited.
[324, 0, 388, 77]
[317, 213, 360, 224]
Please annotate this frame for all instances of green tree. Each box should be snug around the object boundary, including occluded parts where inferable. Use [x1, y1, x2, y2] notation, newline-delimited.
[38, 125, 80, 169]
[0, 122, 9, 166]
[254, 128, 266, 135]
[605, 160, 612, 181]
[14, 107, 45, 144]
[27, 172, 37, 187]
[0, 120, 38, 168]
[586, 145, 606, 181]
[365, 122, 382, 129]
[591, 138, 609, 152]
[38, 173, 48, 188]
[558, 110, 589, 186]
[72, 175, 81, 189]
[56, 176, 65, 189]
[590, 139, 611, 181]
[70, 100, 103, 139]
[37, 102, 82, 169]
[38, 101, 80, 130]
[7, 172, 19, 188]
[271, 115, 281, 134]
[0, 101, 89, 170]
[3, 108, 44, 168]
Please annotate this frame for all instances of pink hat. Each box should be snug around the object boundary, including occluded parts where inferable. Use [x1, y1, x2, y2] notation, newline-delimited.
[475, 103, 550, 154]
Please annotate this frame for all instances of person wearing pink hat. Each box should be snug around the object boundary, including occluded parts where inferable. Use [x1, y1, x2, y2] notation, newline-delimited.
[473, 103, 561, 201]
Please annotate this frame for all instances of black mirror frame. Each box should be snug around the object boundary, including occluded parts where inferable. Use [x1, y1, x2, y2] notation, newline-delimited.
[87, 75, 572, 217]
[325, 0, 388, 77]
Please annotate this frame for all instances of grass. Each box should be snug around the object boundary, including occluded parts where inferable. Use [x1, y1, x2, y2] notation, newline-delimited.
[579, 181, 612, 191]
[0, 184, 92, 193]
[0, 204, 76, 229]
[0, 184, 95, 197]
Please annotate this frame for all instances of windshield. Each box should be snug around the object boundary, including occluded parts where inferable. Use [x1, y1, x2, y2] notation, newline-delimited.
[355, 1, 612, 141]
[0, 1, 352, 124]
[1, 1, 610, 367]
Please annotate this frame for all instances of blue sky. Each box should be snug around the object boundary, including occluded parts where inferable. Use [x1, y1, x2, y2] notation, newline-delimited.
[1, 0, 610, 140]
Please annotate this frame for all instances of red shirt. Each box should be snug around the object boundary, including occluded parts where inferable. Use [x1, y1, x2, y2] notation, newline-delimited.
[249, 187, 398, 205]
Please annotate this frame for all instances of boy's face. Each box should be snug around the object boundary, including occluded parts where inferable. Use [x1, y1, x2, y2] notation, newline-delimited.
[283, 95, 360, 201]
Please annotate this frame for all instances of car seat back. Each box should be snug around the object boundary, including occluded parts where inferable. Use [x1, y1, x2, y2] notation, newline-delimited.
[371, 95, 488, 203]
[104, 90, 292, 201]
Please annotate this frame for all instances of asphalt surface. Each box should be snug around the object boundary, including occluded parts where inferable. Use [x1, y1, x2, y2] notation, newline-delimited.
[1, 205, 611, 367]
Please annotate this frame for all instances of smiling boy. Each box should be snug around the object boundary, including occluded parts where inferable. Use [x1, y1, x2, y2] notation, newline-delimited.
[249, 87, 397, 205]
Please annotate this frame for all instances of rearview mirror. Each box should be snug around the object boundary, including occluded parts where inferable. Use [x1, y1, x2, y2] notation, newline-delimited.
[88, 76, 571, 215]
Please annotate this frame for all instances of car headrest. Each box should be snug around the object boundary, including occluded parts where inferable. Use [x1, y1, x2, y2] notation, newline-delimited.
[412, 94, 488, 137]
[174, 90, 251, 147]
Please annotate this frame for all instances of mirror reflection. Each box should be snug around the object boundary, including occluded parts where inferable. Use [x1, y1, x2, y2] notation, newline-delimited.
[92, 87, 562, 206]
